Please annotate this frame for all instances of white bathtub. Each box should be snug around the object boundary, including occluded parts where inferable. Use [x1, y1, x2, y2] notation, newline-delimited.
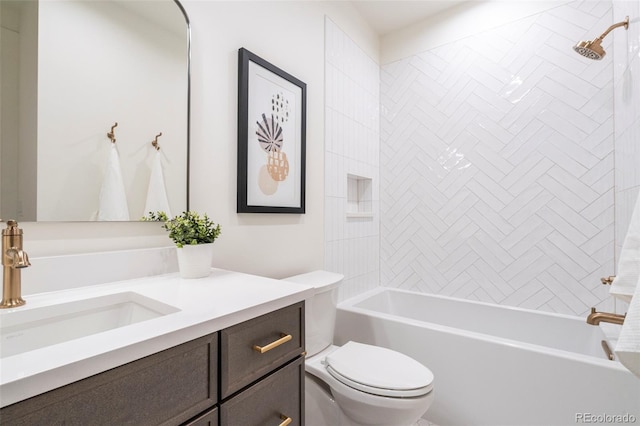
[335, 287, 640, 426]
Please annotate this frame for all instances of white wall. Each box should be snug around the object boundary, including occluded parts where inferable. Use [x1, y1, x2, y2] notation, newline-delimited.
[612, 0, 640, 311]
[379, 0, 618, 315]
[325, 18, 381, 301]
[19, 1, 377, 283]
[181, 0, 377, 278]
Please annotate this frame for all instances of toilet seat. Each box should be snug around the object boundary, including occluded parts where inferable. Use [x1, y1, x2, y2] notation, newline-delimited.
[324, 341, 434, 398]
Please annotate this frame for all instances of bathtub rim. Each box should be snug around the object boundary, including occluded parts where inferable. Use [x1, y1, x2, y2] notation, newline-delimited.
[337, 287, 628, 372]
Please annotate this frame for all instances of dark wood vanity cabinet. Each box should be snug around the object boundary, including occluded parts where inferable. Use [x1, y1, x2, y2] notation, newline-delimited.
[183, 407, 219, 426]
[220, 302, 305, 426]
[0, 333, 219, 426]
[220, 301, 305, 399]
[0, 301, 305, 426]
[220, 357, 304, 426]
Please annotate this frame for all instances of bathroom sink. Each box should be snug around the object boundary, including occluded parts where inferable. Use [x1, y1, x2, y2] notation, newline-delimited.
[0, 292, 179, 358]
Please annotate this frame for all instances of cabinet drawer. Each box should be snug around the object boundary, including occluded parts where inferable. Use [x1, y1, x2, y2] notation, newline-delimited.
[220, 302, 304, 398]
[220, 357, 304, 426]
[0, 333, 218, 426]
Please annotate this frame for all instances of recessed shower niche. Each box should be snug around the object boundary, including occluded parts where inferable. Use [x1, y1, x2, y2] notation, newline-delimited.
[346, 174, 373, 218]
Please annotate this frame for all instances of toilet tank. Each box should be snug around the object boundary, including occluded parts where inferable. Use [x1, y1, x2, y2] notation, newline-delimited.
[282, 270, 343, 357]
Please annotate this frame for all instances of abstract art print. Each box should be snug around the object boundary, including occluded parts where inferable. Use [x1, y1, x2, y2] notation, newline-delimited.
[237, 48, 307, 213]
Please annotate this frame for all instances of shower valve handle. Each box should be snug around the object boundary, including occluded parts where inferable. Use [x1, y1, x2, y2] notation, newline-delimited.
[600, 276, 615, 285]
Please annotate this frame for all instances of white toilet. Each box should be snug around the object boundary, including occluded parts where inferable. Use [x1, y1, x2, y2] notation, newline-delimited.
[283, 271, 434, 426]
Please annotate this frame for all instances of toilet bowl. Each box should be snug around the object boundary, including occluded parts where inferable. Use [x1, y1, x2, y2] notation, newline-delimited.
[307, 343, 434, 425]
[283, 271, 434, 426]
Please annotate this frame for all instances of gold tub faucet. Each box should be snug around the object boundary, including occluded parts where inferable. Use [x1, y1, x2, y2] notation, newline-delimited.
[586, 307, 626, 325]
[1, 220, 30, 309]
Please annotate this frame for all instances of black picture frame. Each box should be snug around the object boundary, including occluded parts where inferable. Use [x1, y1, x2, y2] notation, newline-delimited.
[237, 48, 307, 214]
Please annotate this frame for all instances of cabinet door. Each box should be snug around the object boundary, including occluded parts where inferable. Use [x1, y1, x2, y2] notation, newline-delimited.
[220, 357, 304, 426]
[0, 333, 218, 426]
[220, 302, 304, 398]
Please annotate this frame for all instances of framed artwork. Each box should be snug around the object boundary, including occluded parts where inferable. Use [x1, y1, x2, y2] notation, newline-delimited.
[237, 47, 307, 214]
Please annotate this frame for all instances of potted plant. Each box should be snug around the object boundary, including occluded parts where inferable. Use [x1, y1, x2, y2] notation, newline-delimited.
[144, 211, 221, 278]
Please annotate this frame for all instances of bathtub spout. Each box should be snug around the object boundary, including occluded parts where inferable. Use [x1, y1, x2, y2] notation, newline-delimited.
[586, 307, 626, 325]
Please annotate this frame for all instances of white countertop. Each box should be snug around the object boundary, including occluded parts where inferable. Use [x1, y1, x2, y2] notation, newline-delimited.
[0, 268, 314, 408]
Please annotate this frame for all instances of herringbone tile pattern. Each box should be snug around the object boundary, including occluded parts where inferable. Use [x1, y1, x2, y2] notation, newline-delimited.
[380, 2, 615, 315]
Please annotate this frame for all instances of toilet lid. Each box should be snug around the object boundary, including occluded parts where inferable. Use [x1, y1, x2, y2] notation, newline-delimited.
[325, 341, 434, 398]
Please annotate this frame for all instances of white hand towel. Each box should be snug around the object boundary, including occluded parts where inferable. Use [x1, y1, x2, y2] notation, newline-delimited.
[615, 275, 640, 378]
[143, 150, 172, 218]
[610, 191, 640, 302]
[97, 144, 130, 221]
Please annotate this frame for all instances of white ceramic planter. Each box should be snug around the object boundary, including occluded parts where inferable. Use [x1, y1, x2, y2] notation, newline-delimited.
[175, 243, 214, 279]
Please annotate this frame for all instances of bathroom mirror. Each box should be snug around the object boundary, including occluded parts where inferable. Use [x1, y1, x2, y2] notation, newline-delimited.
[0, 0, 190, 222]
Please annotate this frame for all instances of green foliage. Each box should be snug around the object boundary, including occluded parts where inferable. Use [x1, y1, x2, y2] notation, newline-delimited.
[142, 211, 169, 222]
[143, 211, 221, 248]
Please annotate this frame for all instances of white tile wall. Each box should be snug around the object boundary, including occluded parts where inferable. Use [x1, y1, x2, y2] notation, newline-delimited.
[379, 1, 618, 316]
[324, 1, 638, 313]
[325, 18, 380, 302]
[612, 0, 640, 312]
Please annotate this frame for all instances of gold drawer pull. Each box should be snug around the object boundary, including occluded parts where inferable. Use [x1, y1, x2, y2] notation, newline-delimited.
[279, 414, 292, 426]
[253, 333, 292, 354]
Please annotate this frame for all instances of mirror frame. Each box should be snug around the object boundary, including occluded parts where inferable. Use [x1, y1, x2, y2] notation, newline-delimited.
[174, 0, 191, 213]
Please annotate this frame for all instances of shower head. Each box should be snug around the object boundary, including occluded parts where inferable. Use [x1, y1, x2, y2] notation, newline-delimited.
[573, 16, 629, 60]
[573, 38, 606, 60]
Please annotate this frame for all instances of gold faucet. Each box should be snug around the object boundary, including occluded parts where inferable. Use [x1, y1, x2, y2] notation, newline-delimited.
[586, 307, 626, 325]
[1, 220, 31, 309]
